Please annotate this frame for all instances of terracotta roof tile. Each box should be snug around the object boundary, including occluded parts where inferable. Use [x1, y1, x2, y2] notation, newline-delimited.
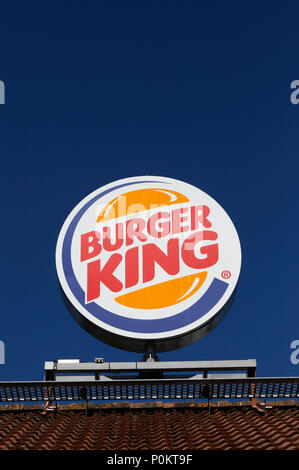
[0, 402, 298, 450]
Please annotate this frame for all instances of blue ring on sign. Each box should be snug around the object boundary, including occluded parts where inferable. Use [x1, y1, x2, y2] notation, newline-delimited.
[61, 180, 229, 333]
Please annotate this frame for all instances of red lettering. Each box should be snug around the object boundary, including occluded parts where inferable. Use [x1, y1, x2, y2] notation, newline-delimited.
[143, 238, 180, 283]
[125, 246, 139, 288]
[181, 230, 218, 269]
[147, 212, 171, 238]
[86, 254, 123, 302]
[102, 223, 124, 252]
[172, 207, 189, 234]
[81, 231, 101, 262]
[191, 205, 212, 230]
[126, 218, 147, 246]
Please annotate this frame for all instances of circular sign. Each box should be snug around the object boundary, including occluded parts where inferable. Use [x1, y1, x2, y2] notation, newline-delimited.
[56, 176, 241, 352]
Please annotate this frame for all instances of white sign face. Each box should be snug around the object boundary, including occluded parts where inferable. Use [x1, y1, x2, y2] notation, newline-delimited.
[56, 176, 241, 352]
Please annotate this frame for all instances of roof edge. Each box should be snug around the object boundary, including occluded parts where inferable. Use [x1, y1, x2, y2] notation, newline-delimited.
[0, 400, 298, 412]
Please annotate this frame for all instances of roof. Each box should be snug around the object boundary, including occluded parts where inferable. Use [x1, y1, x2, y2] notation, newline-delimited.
[0, 401, 299, 450]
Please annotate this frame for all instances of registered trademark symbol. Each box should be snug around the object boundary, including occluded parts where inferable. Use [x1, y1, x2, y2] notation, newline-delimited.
[221, 270, 231, 279]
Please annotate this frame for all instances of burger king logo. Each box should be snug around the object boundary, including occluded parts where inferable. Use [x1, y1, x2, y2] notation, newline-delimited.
[56, 176, 241, 352]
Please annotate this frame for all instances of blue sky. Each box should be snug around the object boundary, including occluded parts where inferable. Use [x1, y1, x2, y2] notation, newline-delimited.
[0, 2, 298, 380]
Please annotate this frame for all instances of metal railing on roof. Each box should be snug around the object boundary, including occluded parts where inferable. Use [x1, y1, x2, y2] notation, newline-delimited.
[0, 377, 299, 403]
